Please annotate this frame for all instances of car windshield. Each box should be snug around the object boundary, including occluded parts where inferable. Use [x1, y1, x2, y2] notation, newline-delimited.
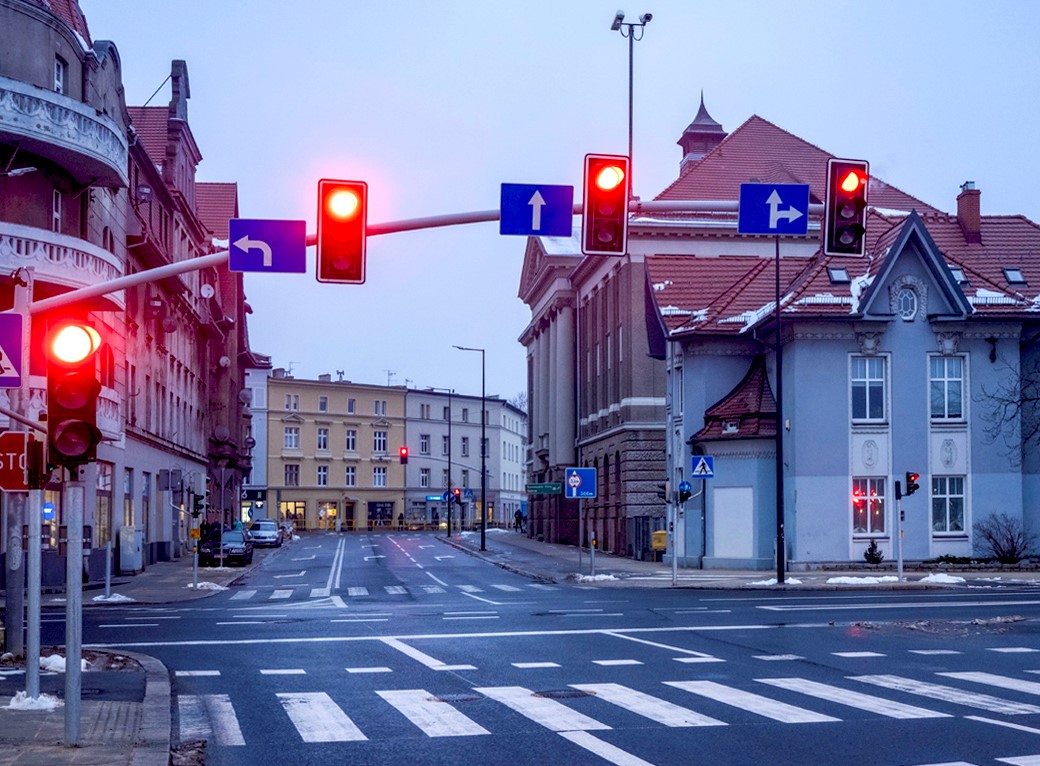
[250, 522, 275, 530]
[221, 531, 246, 542]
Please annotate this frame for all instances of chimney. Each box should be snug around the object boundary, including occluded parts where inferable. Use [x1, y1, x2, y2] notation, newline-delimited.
[318, 373, 332, 382]
[957, 181, 982, 244]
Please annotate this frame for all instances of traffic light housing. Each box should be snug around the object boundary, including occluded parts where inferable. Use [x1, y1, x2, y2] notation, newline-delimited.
[399, 446, 409, 464]
[677, 481, 693, 504]
[582, 153, 630, 256]
[192, 494, 205, 519]
[316, 179, 367, 284]
[824, 158, 869, 256]
[452, 487, 461, 504]
[45, 319, 103, 468]
[656, 481, 669, 501]
[905, 471, 921, 497]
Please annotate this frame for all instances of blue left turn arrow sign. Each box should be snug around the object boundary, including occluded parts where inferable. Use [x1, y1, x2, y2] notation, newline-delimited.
[229, 219, 306, 273]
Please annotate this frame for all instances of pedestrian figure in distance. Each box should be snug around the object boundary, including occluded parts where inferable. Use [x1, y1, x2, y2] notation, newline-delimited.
[397, 512, 404, 530]
[514, 509, 523, 532]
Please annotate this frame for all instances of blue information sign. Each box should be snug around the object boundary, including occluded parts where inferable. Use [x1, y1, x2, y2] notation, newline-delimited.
[500, 183, 574, 237]
[691, 456, 715, 479]
[564, 467, 597, 499]
[738, 184, 810, 236]
[0, 313, 22, 388]
[228, 219, 307, 273]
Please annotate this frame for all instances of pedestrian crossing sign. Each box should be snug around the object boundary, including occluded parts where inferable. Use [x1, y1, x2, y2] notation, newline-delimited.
[692, 456, 715, 478]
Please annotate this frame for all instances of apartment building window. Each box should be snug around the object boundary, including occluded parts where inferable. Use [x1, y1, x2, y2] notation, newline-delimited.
[347, 398, 356, 414]
[420, 468, 430, 488]
[54, 56, 66, 93]
[345, 466, 356, 487]
[96, 462, 113, 546]
[123, 468, 134, 527]
[461, 470, 469, 488]
[851, 356, 886, 421]
[285, 394, 299, 411]
[374, 400, 386, 415]
[373, 430, 387, 453]
[442, 435, 450, 455]
[930, 356, 964, 420]
[319, 396, 328, 413]
[373, 466, 387, 487]
[441, 469, 449, 487]
[284, 464, 300, 487]
[420, 434, 430, 454]
[317, 465, 328, 487]
[345, 429, 357, 452]
[52, 189, 62, 232]
[420, 403, 430, 419]
[852, 477, 885, 535]
[317, 428, 329, 451]
[443, 406, 450, 421]
[283, 427, 300, 450]
[462, 408, 469, 423]
[932, 476, 965, 534]
[461, 436, 470, 457]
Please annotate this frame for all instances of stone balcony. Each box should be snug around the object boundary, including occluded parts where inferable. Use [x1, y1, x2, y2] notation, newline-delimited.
[0, 222, 124, 311]
[0, 75, 127, 189]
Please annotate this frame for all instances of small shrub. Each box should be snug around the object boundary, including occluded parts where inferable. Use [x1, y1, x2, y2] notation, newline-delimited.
[973, 513, 1038, 564]
[863, 539, 885, 565]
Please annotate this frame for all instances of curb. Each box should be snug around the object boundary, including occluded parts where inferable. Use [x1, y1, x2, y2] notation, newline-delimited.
[120, 650, 171, 766]
[437, 536, 559, 583]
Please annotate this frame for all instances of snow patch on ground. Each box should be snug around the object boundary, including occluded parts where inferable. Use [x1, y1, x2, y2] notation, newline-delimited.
[749, 577, 803, 586]
[571, 573, 619, 583]
[827, 576, 900, 585]
[4, 691, 63, 711]
[919, 573, 966, 584]
[92, 593, 136, 603]
[39, 654, 88, 673]
[186, 581, 228, 591]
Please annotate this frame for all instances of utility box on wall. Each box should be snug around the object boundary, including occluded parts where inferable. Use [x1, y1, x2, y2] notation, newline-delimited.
[119, 526, 143, 574]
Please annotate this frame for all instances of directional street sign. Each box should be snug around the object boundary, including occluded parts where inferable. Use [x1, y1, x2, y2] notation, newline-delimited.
[500, 183, 574, 237]
[564, 467, 597, 499]
[526, 482, 562, 495]
[0, 431, 27, 491]
[738, 184, 810, 236]
[228, 219, 307, 273]
[0, 313, 23, 388]
[692, 455, 715, 479]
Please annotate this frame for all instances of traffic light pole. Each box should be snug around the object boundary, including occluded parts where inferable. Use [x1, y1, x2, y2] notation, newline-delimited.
[64, 472, 85, 746]
[894, 480, 905, 582]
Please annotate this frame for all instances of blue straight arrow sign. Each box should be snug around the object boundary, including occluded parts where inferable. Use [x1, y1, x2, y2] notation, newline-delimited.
[500, 183, 574, 237]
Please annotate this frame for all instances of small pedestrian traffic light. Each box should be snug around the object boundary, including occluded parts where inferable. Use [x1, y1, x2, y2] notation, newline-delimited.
[399, 446, 409, 464]
[677, 481, 693, 503]
[824, 158, 870, 256]
[45, 319, 103, 468]
[904, 471, 921, 497]
[582, 153, 630, 256]
[452, 487, 462, 504]
[316, 179, 367, 284]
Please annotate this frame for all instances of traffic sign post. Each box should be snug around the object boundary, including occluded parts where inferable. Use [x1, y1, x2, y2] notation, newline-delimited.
[229, 219, 307, 273]
[738, 184, 810, 236]
[565, 467, 597, 575]
[500, 183, 574, 236]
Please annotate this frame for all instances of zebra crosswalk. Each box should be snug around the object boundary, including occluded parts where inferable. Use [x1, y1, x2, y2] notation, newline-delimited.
[175, 667, 1040, 753]
[225, 582, 558, 602]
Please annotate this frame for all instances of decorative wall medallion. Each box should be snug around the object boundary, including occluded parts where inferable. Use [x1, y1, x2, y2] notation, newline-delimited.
[856, 332, 883, 355]
[941, 439, 957, 467]
[936, 332, 960, 356]
[862, 439, 878, 468]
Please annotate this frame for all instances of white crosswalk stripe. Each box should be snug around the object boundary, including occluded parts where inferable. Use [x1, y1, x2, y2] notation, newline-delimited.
[377, 689, 490, 737]
[665, 680, 839, 723]
[852, 675, 1040, 715]
[474, 685, 609, 731]
[277, 691, 367, 742]
[457, 585, 483, 593]
[347, 586, 368, 597]
[269, 589, 293, 600]
[384, 585, 407, 595]
[229, 590, 255, 601]
[570, 683, 725, 727]
[939, 671, 1040, 696]
[421, 585, 445, 593]
[490, 584, 522, 592]
[310, 587, 330, 598]
[178, 694, 245, 746]
[757, 677, 949, 719]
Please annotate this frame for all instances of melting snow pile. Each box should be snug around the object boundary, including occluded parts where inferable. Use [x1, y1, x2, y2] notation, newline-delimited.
[919, 573, 966, 584]
[826, 576, 900, 585]
[571, 573, 619, 583]
[92, 593, 136, 603]
[187, 581, 228, 591]
[749, 577, 803, 586]
[4, 691, 63, 710]
[39, 654, 88, 673]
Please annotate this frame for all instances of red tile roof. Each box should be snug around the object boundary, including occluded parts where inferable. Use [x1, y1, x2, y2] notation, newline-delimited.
[196, 183, 238, 240]
[127, 107, 168, 169]
[693, 355, 776, 440]
[33, 0, 91, 47]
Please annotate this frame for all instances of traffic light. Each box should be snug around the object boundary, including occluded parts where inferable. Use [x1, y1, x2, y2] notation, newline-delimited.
[905, 471, 921, 496]
[677, 481, 693, 503]
[316, 179, 367, 284]
[452, 487, 462, 504]
[824, 158, 869, 256]
[192, 494, 205, 519]
[45, 319, 103, 468]
[399, 446, 409, 464]
[582, 153, 630, 256]
[656, 481, 669, 501]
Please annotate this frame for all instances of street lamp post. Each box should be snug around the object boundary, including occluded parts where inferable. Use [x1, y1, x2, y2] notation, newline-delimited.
[611, 10, 652, 194]
[453, 345, 486, 552]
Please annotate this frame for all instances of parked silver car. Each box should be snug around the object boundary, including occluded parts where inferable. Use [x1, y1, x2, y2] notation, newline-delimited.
[248, 519, 282, 547]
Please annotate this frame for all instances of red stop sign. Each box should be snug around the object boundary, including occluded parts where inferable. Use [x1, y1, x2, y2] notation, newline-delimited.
[0, 431, 28, 491]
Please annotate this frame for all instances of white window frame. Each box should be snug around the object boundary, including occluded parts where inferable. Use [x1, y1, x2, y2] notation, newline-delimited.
[345, 465, 356, 487]
[284, 464, 300, 487]
[318, 396, 328, 413]
[52, 189, 62, 232]
[929, 355, 965, 421]
[851, 355, 887, 423]
[373, 466, 387, 487]
[316, 465, 328, 487]
[931, 475, 966, 535]
[420, 468, 430, 488]
[461, 436, 470, 457]
[420, 434, 430, 454]
[317, 427, 329, 451]
[283, 427, 300, 450]
[54, 57, 65, 93]
[852, 476, 886, 536]
[373, 430, 388, 453]
[345, 429, 357, 452]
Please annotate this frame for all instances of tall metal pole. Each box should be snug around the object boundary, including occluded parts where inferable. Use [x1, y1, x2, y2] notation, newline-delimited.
[627, 26, 634, 189]
[775, 235, 786, 584]
[447, 390, 452, 537]
[479, 351, 486, 552]
[25, 489, 41, 699]
[64, 473, 84, 746]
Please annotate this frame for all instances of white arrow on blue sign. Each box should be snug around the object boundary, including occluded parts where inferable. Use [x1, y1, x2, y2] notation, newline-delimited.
[500, 183, 574, 237]
[564, 467, 597, 499]
[0, 313, 23, 389]
[228, 219, 307, 273]
[738, 184, 810, 236]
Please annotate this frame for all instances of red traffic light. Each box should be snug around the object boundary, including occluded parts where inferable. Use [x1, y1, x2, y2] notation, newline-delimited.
[48, 322, 101, 365]
[45, 320, 104, 467]
[316, 179, 367, 285]
[904, 471, 921, 497]
[399, 446, 409, 464]
[824, 158, 869, 256]
[582, 153, 630, 256]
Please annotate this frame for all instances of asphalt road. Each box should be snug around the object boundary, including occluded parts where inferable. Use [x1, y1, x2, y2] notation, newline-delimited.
[43, 533, 1040, 766]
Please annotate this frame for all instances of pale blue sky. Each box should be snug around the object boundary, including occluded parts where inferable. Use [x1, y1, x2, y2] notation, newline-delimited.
[80, 0, 1040, 401]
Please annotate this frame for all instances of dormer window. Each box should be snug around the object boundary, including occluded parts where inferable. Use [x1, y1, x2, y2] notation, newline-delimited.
[827, 266, 850, 284]
[722, 420, 739, 434]
[1004, 268, 1026, 285]
[948, 266, 967, 284]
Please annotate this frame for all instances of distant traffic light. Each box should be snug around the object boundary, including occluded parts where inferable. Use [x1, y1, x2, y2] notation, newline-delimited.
[582, 153, 630, 256]
[905, 471, 921, 497]
[452, 487, 462, 504]
[399, 446, 409, 464]
[677, 481, 693, 504]
[316, 179, 367, 284]
[45, 319, 103, 468]
[656, 481, 669, 501]
[824, 158, 869, 256]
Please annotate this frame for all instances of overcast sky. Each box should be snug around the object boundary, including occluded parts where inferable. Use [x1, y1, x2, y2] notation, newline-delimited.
[80, 0, 1040, 402]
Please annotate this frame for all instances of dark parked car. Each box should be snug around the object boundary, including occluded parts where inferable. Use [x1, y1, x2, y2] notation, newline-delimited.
[249, 519, 282, 547]
[199, 529, 254, 566]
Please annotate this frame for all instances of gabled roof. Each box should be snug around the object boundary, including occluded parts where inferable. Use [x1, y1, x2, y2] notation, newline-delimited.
[693, 355, 776, 441]
[196, 183, 239, 240]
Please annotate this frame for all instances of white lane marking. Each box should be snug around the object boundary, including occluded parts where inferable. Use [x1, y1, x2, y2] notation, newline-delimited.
[603, 631, 724, 663]
[513, 662, 560, 669]
[330, 596, 348, 609]
[457, 585, 482, 593]
[997, 753, 1040, 765]
[291, 555, 316, 561]
[593, 659, 642, 666]
[666, 680, 839, 723]
[229, 590, 256, 601]
[757, 677, 949, 719]
[759, 599, 1040, 612]
[989, 647, 1040, 654]
[422, 586, 445, 593]
[528, 584, 556, 590]
[273, 571, 306, 579]
[385, 586, 407, 595]
[310, 587, 330, 598]
[852, 675, 1040, 715]
[175, 670, 220, 677]
[490, 584, 522, 592]
[231, 613, 286, 618]
[940, 671, 1040, 696]
[127, 616, 179, 620]
[572, 683, 725, 727]
[563, 612, 624, 618]
[347, 587, 368, 597]
[100, 623, 159, 628]
[332, 619, 389, 623]
[426, 572, 449, 587]
[434, 556, 455, 561]
[260, 669, 306, 675]
[673, 657, 727, 664]
[381, 637, 475, 671]
[178, 694, 245, 746]
[346, 667, 392, 674]
[377, 689, 490, 737]
[217, 621, 265, 625]
[833, 652, 886, 658]
[277, 691, 367, 742]
[474, 686, 609, 732]
[461, 592, 502, 605]
[754, 654, 804, 661]
[270, 590, 292, 600]
[557, 731, 656, 766]
[909, 650, 962, 656]
[972, 715, 1040, 737]
[444, 615, 499, 621]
